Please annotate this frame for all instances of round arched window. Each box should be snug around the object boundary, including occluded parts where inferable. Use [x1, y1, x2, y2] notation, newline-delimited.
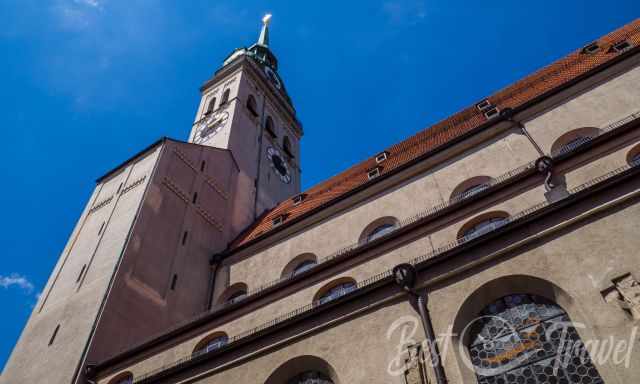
[367, 223, 397, 242]
[318, 281, 356, 305]
[293, 260, 316, 276]
[458, 183, 490, 199]
[287, 371, 333, 384]
[550, 128, 601, 157]
[206, 97, 216, 114]
[631, 152, 640, 165]
[109, 373, 133, 384]
[246, 94, 258, 116]
[265, 116, 277, 137]
[283, 136, 293, 158]
[559, 136, 592, 154]
[461, 217, 508, 241]
[220, 89, 231, 105]
[196, 334, 229, 355]
[467, 294, 604, 383]
[226, 290, 246, 304]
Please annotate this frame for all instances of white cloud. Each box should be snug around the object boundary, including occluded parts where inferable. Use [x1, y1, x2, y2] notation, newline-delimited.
[74, 0, 102, 9]
[382, 0, 427, 26]
[0, 273, 35, 294]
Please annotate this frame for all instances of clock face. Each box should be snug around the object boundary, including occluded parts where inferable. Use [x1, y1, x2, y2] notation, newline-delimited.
[266, 147, 291, 184]
[193, 111, 229, 144]
[264, 66, 282, 90]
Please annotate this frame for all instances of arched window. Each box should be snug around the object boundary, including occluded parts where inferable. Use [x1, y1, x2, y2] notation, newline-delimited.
[359, 217, 400, 244]
[265, 116, 276, 137]
[218, 282, 248, 306]
[265, 356, 339, 384]
[467, 294, 604, 383]
[193, 333, 229, 356]
[293, 260, 317, 276]
[627, 146, 640, 166]
[287, 371, 334, 384]
[281, 253, 318, 278]
[559, 136, 591, 154]
[109, 372, 133, 384]
[461, 184, 489, 198]
[206, 97, 216, 114]
[226, 290, 246, 304]
[450, 176, 493, 201]
[246, 94, 258, 116]
[220, 89, 231, 105]
[458, 212, 509, 241]
[316, 279, 357, 305]
[550, 127, 601, 157]
[283, 136, 294, 158]
[367, 223, 397, 242]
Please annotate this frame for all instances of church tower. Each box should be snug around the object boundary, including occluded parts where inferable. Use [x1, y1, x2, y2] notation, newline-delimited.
[189, 14, 303, 221]
[0, 15, 301, 384]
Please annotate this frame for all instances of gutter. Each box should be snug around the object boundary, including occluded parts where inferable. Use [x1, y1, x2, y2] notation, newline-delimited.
[93, 140, 640, 375]
[225, 45, 640, 255]
[118, 161, 640, 383]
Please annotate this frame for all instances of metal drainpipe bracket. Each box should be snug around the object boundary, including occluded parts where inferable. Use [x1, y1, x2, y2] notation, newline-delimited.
[535, 156, 556, 191]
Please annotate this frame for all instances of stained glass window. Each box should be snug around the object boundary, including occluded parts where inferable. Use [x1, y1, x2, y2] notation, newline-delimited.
[287, 371, 333, 384]
[467, 294, 604, 384]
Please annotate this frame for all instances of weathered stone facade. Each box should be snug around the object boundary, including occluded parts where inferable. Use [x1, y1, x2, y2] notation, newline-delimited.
[3, 16, 640, 384]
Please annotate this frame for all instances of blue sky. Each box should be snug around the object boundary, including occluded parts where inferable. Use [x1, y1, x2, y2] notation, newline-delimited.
[0, 0, 638, 371]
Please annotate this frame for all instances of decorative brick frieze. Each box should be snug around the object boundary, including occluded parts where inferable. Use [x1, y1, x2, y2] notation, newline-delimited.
[173, 148, 198, 173]
[120, 176, 147, 196]
[204, 176, 229, 200]
[162, 176, 223, 232]
[162, 177, 190, 204]
[89, 196, 113, 214]
[195, 205, 223, 232]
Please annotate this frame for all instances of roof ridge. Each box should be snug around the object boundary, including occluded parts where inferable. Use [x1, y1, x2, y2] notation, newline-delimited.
[230, 18, 640, 249]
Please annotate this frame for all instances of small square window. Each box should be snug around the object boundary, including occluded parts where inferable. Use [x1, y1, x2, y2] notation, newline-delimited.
[611, 40, 632, 53]
[581, 42, 600, 54]
[375, 152, 388, 163]
[368, 167, 381, 180]
[476, 99, 492, 112]
[292, 194, 305, 205]
[272, 215, 285, 227]
[484, 107, 500, 119]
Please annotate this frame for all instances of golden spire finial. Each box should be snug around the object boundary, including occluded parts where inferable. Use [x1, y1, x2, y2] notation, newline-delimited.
[258, 14, 271, 46]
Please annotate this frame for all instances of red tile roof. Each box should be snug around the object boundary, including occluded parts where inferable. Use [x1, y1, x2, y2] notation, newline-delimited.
[231, 18, 640, 249]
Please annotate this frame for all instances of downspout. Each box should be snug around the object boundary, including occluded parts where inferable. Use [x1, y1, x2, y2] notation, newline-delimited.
[393, 264, 448, 384]
[500, 107, 544, 157]
[501, 108, 556, 190]
[415, 291, 448, 384]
